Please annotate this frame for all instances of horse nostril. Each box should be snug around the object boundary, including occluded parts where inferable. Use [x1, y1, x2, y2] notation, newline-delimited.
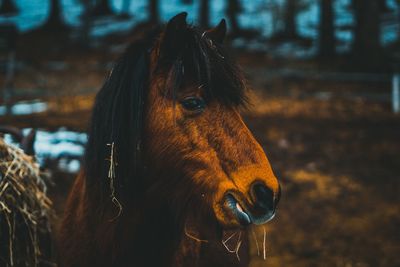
[252, 184, 275, 213]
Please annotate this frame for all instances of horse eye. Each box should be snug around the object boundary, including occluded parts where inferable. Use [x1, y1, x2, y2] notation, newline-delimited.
[181, 97, 205, 111]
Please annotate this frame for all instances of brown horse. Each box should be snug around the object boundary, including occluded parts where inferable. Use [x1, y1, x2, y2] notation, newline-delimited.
[58, 13, 280, 267]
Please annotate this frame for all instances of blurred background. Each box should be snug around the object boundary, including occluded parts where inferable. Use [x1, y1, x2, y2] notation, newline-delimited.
[0, 0, 399, 266]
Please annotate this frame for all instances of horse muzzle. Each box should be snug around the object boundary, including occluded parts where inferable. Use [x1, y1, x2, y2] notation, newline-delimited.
[223, 183, 281, 227]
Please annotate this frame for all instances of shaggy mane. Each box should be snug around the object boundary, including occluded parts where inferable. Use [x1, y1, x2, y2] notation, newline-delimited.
[83, 23, 248, 204]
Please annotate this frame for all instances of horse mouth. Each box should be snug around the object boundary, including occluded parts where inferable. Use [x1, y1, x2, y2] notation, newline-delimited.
[224, 193, 276, 227]
[225, 194, 252, 226]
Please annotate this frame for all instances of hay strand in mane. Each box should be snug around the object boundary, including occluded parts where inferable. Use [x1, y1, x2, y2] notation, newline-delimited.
[106, 142, 123, 221]
[184, 224, 208, 243]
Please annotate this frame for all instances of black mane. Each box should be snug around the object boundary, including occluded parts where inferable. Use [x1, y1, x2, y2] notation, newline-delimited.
[159, 24, 248, 106]
[83, 21, 248, 203]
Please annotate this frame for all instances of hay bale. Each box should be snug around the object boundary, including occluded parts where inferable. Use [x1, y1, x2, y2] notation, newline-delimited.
[0, 137, 54, 266]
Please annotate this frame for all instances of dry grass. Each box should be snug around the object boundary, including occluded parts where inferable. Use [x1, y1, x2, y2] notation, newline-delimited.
[0, 138, 54, 267]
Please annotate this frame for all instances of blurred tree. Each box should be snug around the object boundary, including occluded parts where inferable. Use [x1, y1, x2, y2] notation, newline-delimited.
[283, 0, 298, 38]
[318, 0, 335, 58]
[78, 0, 93, 48]
[91, 0, 114, 17]
[199, 0, 209, 28]
[379, 0, 390, 13]
[42, 0, 68, 31]
[396, 0, 400, 45]
[352, 0, 381, 61]
[119, 0, 132, 17]
[0, 0, 19, 15]
[284, 0, 309, 39]
[272, 0, 309, 40]
[149, 0, 159, 23]
[226, 0, 242, 35]
[266, 0, 282, 35]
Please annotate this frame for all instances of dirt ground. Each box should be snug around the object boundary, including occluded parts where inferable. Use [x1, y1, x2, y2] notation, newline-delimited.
[1, 38, 399, 266]
[247, 80, 400, 267]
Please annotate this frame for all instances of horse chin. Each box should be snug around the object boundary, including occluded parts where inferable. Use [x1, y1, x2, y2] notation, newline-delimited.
[213, 197, 253, 230]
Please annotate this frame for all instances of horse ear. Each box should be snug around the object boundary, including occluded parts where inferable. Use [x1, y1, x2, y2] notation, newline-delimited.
[161, 12, 188, 56]
[206, 19, 227, 44]
[165, 12, 187, 34]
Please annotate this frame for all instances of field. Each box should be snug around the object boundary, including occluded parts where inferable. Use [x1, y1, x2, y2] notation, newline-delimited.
[1, 41, 400, 266]
[246, 75, 400, 267]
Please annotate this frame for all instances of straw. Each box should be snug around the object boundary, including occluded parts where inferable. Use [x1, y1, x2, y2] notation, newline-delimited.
[0, 137, 54, 266]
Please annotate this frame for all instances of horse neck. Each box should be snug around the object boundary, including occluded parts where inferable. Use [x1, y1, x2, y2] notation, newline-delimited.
[93, 198, 189, 267]
[85, 176, 250, 267]
[110, 200, 226, 267]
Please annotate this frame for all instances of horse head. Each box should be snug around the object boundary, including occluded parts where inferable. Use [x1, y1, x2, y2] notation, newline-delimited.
[74, 12, 280, 266]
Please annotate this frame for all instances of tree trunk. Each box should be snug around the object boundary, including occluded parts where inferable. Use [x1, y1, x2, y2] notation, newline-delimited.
[319, 0, 335, 58]
[283, 0, 298, 38]
[43, 0, 68, 31]
[226, 0, 241, 34]
[120, 0, 131, 16]
[79, 0, 93, 48]
[269, 0, 281, 35]
[398, 2, 400, 44]
[199, 0, 209, 28]
[352, 0, 381, 61]
[0, 0, 19, 15]
[379, 0, 390, 13]
[91, 0, 113, 17]
[149, 0, 159, 24]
